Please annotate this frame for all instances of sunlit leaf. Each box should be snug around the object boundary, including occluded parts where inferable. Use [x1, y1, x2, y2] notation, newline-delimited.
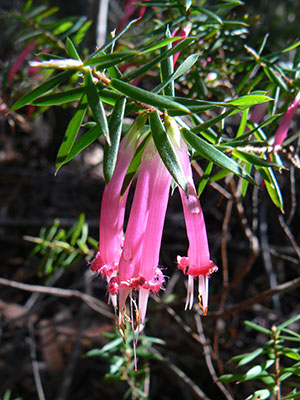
[149, 111, 187, 191]
[56, 94, 87, 172]
[85, 71, 110, 144]
[182, 128, 255, 184]
[103, 97, 127, 183]
[11, 71, 73, 110]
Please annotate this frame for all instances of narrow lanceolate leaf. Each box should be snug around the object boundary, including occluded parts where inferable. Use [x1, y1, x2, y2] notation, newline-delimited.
[32, 87, 84, 106]
[256, 166, 284, 212]
[237, 108, 249, 137]
[232, 150, 281, 168]
[241, 163, 252, 199]
[59, 125, 102, 168]
[149, 111, 187, 191]
[85, 71, 110, 144]
[84, 50, 137, 67]
[11, 70, 73, 110]
[66, 37, 81, 61]
[124, 38, 195, 82]
[56, 94, 87, 172]
[110, 78, 190, 113]
[243, 320, 272, 335]
[226, 94, 273, 108]
[182, 128, 256, 184]
[156, 54, 199, 95]
[103, 97, 127, 183]
[89, 18, 140, 59]
[160, 26, 174, 97]
[197, 161, 213, 196]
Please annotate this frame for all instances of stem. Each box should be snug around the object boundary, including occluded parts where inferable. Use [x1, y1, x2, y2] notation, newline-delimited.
[272, 326, 281, 400]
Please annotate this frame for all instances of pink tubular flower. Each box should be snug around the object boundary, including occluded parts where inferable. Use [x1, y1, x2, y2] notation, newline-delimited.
[91, 116, 146, 306]
[117, 0, 149, 32]
[172, 23, 192, 66]
[165, 117, 217, 314]
[116, 139, 171, 325]
[273, 91, 300, 149]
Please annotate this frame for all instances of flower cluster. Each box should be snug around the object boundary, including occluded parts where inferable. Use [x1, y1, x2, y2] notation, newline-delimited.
[91, 115, 217, 345]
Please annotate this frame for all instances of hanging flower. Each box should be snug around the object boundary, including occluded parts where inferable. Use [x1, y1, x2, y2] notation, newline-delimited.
[172, 23, 192, 66]
[91, 116, 146, 306]
[273, 91, 300, 149]
[165, 116, 218, 314]
[114, 139, 171, 326]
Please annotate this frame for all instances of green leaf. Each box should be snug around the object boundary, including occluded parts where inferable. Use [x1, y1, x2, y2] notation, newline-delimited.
[196, 6, 223, 24]
[103, 97, 127, 183]
[59, 125, 102, 167]
[197, 162, 213, 196]
[56, 94, 87, 172]
[282, 39, 300, 53]
[244, 320, 272, 335]
[218, 373, 243, 383]
[84, 50, 138, 68]
[243, 365, 263, 381]
[256, 166, 284, 212]
[282, 391, 300, 400]
[86, 337, 124, 357]
[11, 71, 73, 110]
[241, 163, 252, 199]
[277, 314, 300, 330]
[123, 38, 195, 82]
[237, 348, 264, 366]
[66, 37, 81, 61]
[72, 20, 92, 45]
[70, 213, 85, 246]
[226, 94, 273, 108]
[143, 36, 184, 53]
[249, 389, 271, 400]
[85, 71, 110, 144]
[89, 18, 140, 58]
[263, 66, 288, 92]
[237, 108, 249, 137]
[160, 26, 174, 97]
[32, 87, 84, 106]
[23, 0, 33, 13]
[181, 128, 255, 184]
[149, 111, 187, 191]
[156, 54, 199, 95]
[232, 150, 281, 168]
[283, 349, 300, 361]
[110, 78, 190, 113]
[109, 357, 124, 375]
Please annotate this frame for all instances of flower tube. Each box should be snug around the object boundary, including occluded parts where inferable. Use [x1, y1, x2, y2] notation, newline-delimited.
[166, 117, 217, 313]
[138, 142, 171, 324]
[117, 139, 170, 325]
[91, 116, 146, 306]
[273, 91, 300, 148]
[172, 23, 192, 66]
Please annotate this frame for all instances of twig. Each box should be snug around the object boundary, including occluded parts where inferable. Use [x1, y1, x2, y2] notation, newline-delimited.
[28, 320, 46, 400]
[195, 314, 234, 400]
[165, 306, 232, 399]
[278, 215, 300, 259]
[0, 277, 114, 319]
[191, 161, 232, 200]
[152, 345, 213, 400]
[287, 166, 297, 225]
[260, 204, 281, 311]
[221, 199, 233, 287]
[56, 274, 90, 400]
[207, 276, 300, 319]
